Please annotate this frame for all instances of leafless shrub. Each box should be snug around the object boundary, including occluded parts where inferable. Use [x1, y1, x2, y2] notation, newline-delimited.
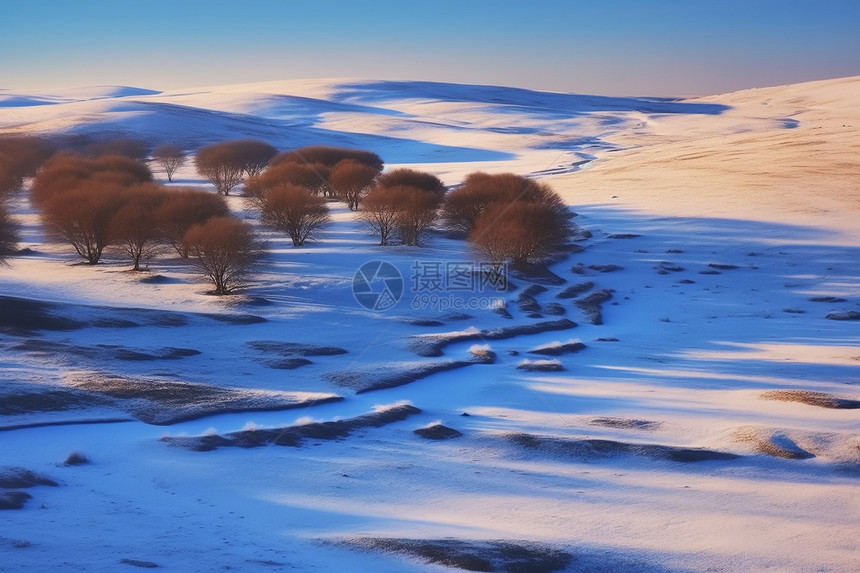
[151, 144, 186, 182]
[154, 188, 229, 257]
[259, 184, 330, 246]
[42, 181, 129, 264]
[328, 159, 377, 210]
[270, 145, 383, 173]
[182, 216, 260, 294]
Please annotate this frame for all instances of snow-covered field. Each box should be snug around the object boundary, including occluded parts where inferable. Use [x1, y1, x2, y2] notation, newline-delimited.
[1, 77, 858, 572]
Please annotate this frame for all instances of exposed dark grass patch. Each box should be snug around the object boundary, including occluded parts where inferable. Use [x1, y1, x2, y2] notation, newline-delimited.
[595, 337, 620, 342]
[656, 262, 684, 273]
[119, 558, 159, 568]
[92, 318, 140, 328]
[0, 296, 85, 333]
[782, 308, 806, 314]
[200, 313, 267, 324]
[809, 296, 847, 303]
[542, 302, 566, 316]
[517, 359, 563, 372]
[0, 491, 32, 510]
[343, 537, 572, 573]
[414, 423, 463, 440]
[521, 284, 548, 298]
[327, 361, 475, 393]
[588, 264, 623, 273]
[574, 289, 613, 325]
[506, 433, 738, 463]
[246, 341, 348, 357]
[698, 270, 721, 275]
[760, 390, 860, 409]
[0, 387, 114, 415]
[407, 319, 446, 327]
[515, 294, 541, 314]
[509, 263, 566, 286]
[556, 281, 594, 299]
[408, 319, 577, 357]
[527, 340, 586, 356]
[0, 418, 133, 432]
[607, 233, 641, 239]
[825, 310, 860, 320]
[264, 358, 313, 370]
[65, 373, 343, 425]
[0, 467, 58, 488]
[162, 404, 421, 451]
[708, 263, 739, 270]
[9, 339, 200, 363]
[589, 417, 661, 431]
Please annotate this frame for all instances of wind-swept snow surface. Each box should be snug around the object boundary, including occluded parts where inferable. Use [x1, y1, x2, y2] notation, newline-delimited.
[1, 77, 858, 572]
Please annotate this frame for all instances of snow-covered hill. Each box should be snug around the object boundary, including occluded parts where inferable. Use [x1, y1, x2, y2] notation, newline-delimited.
[0, 77, 858, 572]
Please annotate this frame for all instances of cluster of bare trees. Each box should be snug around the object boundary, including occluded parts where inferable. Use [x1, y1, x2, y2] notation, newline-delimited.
[359, 169, 446, 246]
[0, 136, 55, 263]
[441, 172, 572, 269]
[30, 153, 255, 292]
[195, 139, 278, 195]
[244, 145, 385, 246]
[2, 128, 574, 292]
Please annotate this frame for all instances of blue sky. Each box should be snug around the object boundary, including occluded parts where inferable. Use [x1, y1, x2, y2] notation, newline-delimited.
[2, 0, 858, 95]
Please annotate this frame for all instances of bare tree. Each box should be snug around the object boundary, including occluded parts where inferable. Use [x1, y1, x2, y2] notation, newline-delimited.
[259, 184, 330, 246]
[469, 201, 571, 270]
[84, 138, 149, 160]
[182, 216, 260, 295]
[377, 168, 446, 202]
[31, 153, 152, 207]
[42, 182, 128, 265]
[328, 159, 377, 210]
[360, 185, 403, 246]
[245, 161, 330, 205]
[442, 172, 569, 235]
[0, 205, 18, 265]
[271, 145, 384, 173]
[152, 144, 186, 182]
[195, 143, 245, 195]
[109, 185, 166, 271]
[155, 188, 229, 257]
[231, 140, 278, 177]
[396, 189, 439, 246]
[0, 135, 54, 198]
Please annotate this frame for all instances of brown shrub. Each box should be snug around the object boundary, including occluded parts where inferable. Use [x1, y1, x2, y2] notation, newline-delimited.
[109, 184, 168, 270]
[328, 159, 378, 210]
[245, 161, 330, 204]
[182, 216, 260, 295]
[0, 204, 18, 263]
[151, 144, 186, 182]
[396, 188, 439, 246]
[469, 201, 570, 270]
[83, 138, 149, 160]
[42, 181, 129, 264]
[0, 135, 54, 197]
[260, 184, 330, 246]
[360, 186, 402, 246]
[442, 172, 568, 234]
[377, 168, 445, 202]
[154, 188, 230, 257]
[270, 145, 383, 173]
[31, 153, 152, 206]
[195, 143, 244, 195]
